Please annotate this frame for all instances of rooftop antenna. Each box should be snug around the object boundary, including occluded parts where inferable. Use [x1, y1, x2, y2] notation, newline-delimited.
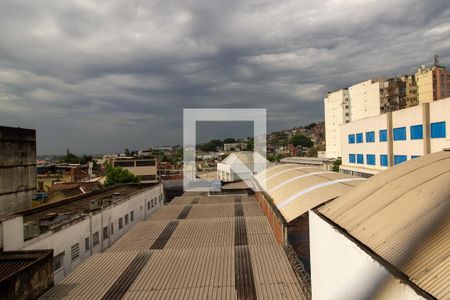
[434, 54, 439, 67]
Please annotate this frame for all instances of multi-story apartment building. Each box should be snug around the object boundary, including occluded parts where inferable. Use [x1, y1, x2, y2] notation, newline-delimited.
[0, 126, 36, 216]
[348, 77, 386, 121]
[416, 64, 450, 103]
[340, 97, 450, 177]
[324, 89, 350, 158]
[113, 158, 158, 183]
[400, 74, 418, 107]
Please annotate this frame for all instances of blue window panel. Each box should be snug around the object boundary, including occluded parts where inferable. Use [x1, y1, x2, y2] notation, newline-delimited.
[380, 155, 388, 167]
[348, 134, 355, 144]
[430, 121, 446, 138]
[365, 131, 375, 143]
[393, 127, 406, 141]
[410, 124, 423, 140]
[379, 129, 388, 142]
[356, 154, 364, 164]
[411, 155, 420, 159]
[394, 155, 407, 165]
[366, 154, 376, 165]
[356, 133, 363, 143]
[349, 154, 355, 163]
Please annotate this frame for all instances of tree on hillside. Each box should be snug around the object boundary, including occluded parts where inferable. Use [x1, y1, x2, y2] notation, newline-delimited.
[104, 166, 139, 186]
[290, 134, 313, 148]
[62, 148, 79, 164]
[223, 137, 236, 144]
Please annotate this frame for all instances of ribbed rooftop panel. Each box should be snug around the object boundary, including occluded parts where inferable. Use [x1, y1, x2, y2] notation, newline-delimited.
[42, 194, 307, 299]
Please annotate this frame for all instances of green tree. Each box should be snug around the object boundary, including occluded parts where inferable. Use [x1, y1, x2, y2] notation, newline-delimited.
[79, 154, 93, 165]
[244, 138, 254, 151]
[223, 137, 236, 144]
[290, 134, 313, 148]
[332, 158, 342, 172]
[62, 148, 79, 164]
[104, 166, 139, 186]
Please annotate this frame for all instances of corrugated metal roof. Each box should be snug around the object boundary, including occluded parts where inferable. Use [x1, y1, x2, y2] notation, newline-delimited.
[319, 151, 450, 299]
[42, 194, 307, 299]
[255, 165, 365, 222]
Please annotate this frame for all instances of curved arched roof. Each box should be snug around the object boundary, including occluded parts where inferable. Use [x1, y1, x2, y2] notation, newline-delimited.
[319, 150, 450, 299]
[255, 164, 365, 222]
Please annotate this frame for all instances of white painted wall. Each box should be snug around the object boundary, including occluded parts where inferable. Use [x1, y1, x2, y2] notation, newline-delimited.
[349, 78, 385, 122]
[309, 211, 425, 300]
[429, 99, 450, 152]
[1, 184, 164, 283]
[324, 89, 350, 158]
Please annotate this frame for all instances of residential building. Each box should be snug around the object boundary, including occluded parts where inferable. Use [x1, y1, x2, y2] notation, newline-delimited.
[324, 89, 350, 158]
[348, 77, 386, 121]
[416, 64, 450, 103]
[0, 183, 164, 284]
[37, 164, 90, 192]
[113, 158, 158, 183]
[381, 77, 406, 111]
[0, 126, 36, 216]
[223, 142, 245, 152]
[400, 74, 418, 107]
[340, 97, 450, 177]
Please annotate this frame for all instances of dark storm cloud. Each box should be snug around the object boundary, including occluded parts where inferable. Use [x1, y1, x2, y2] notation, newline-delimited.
[0, 0, 449, 154]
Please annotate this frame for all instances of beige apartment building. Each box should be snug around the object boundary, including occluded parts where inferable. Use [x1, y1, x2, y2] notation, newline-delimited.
[113, 158, 158, 183]
[324, 89, 350, 158]
[416, 65, 450, 103]
[400, 74, 418, 107]
[348, 77, 386, 121]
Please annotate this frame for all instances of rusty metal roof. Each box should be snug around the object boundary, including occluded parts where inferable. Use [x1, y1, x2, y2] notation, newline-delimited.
[255, 165, 365, 222]
[0, 250, 53, 281]
[42, 194, 308, 299]
[319, 151, 450, 299]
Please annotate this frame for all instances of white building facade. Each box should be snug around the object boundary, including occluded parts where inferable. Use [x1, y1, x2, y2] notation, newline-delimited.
[348, 77, 385, 122]
[340, 98, 450, 177]
[0, 184, 164, 283]
[324, 89, 350, 158]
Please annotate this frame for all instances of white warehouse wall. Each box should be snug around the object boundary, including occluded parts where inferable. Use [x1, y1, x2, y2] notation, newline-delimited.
[1, 184, 164, 283]
[429, 99, 450, 152]
[309, 211, 425, 300]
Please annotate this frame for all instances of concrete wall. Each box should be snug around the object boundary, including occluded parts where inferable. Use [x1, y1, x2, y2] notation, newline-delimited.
[324, 89, 350, 158]
[0, 126, 36, 215]
[349, 78, 384, 122]
[309, 211, 425, 300]
[1, 184, 164, 283]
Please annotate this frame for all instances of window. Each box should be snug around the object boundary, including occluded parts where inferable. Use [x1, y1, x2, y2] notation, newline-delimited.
[71, 243, 80, 261]
[393, 127, 406, 141]
[119, 217, 123, 230]
[93, 232, 99, 246]
[380, 155, 388, 167]
[136, 160, 155, 166]
[348, 134, 355, 144]
[431, 121, 446, 138]
[147, 201, 150, 210]
[103, 226, 108, 240]
[85, 237, 90, 252]
[130, 210, 134, 222]
[365, 131, 375, 143]
[410, 124, 423, 140]
[349, 154, 356, 163]
[53, 253, 64, 271]
[357, 154, 364, 164]
[110, 223, 114, 235]
[366, 154, 376, 166]
[379, 129, 387, 142]
[114, 161, 135, 167]
[125, 214, 129, 225]
[394, 155, 407, 165]
[411, 155, 420, 159]
[356, 133, 363, 143]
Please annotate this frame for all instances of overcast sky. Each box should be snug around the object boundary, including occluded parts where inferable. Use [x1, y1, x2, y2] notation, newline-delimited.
[1, 0, 449, 154]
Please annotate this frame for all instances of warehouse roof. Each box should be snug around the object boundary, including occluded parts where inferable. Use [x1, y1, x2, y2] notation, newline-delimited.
[319, 150, 450, 299]
[254, 165, 365, 222]
[42, 194, 308, 299]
